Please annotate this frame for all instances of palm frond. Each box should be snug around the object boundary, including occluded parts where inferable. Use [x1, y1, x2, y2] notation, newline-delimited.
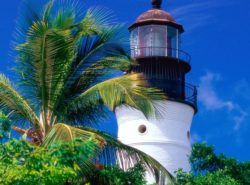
[73, 6, 118, 39]
[43, 123, 173, 183]
[83, 50, 134, 74]
[43, 0, 54, 23]
[51, 8, 76, 29]
[14, 1, 131, 123]
[16, 21, 76, 114]
[52, 26, 129, 118]
[70, 24, 127, 78]
[68, 74, 166, 119]
[59, 103, 109, 127]
[86, 7, 117, 29]
[13, 0, 42, 45]
[0, 74, 40, 128]
[56, 58, 133, 124]
[61, 54, 134, 105]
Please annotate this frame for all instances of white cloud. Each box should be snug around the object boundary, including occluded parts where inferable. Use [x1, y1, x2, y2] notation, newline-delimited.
[232, 80, 250, 130]
[169, 0, 234, 32]
[233, 109, 248, 131]
[198, 72, 249, 130]
[199, 72, 234, 111]
[170, 1, 215, 32]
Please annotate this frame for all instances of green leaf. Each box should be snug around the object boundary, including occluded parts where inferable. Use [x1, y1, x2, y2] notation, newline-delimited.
[70, 74, 165, 118]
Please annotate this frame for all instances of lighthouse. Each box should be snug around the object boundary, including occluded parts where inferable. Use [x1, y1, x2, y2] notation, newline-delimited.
[115, 0, 197, 183]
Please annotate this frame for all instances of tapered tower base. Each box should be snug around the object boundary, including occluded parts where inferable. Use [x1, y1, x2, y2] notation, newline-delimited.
[115, 100, 195, 179]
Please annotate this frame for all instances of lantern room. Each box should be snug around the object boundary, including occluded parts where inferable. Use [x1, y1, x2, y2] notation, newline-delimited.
[129, 1, 188, 62]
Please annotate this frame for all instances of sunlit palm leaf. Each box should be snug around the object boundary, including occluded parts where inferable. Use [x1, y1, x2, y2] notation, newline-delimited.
[69, 74, 165, 118]
[62, 54, 133, 105]
[0, 74, 40, 128]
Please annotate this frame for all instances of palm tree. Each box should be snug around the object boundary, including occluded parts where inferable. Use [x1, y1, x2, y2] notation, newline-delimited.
[0, 0, 172, 182]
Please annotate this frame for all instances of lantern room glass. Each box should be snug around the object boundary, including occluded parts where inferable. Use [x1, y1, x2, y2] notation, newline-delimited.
[130, 25, 180, 58]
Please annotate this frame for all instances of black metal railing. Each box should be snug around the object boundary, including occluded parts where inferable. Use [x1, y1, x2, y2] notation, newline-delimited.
[130, 47, 191, 64]
[146, 79, 197, 109]
[183, 83, 198, 109]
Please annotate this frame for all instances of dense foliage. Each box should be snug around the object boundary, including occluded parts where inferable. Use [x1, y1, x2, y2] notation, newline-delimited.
[88, 164, 146, 185]
[1, 139, 249, 185]
[0, 139, 78, 185]
[174, 143, 250, 185]
[0, 139, 146, 185]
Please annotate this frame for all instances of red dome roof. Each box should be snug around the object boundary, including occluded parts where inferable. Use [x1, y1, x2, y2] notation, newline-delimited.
[129, 8, 184, 33]
[135, 9, 176, 24]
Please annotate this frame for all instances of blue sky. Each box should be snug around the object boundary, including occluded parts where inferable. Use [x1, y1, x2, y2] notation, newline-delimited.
[0, 0, 250, 161]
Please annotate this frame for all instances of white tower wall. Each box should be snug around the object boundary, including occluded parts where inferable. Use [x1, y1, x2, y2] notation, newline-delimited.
[115, 100, 195, 175]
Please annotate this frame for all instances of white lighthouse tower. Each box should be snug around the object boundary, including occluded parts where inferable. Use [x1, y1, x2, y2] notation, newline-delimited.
[115, 0, 197, 183]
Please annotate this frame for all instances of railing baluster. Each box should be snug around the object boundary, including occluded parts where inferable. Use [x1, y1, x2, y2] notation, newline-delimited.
[130, 46, 191, 64]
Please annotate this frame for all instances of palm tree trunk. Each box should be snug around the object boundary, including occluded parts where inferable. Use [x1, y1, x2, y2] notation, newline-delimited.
[11, 126, 44, 145]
